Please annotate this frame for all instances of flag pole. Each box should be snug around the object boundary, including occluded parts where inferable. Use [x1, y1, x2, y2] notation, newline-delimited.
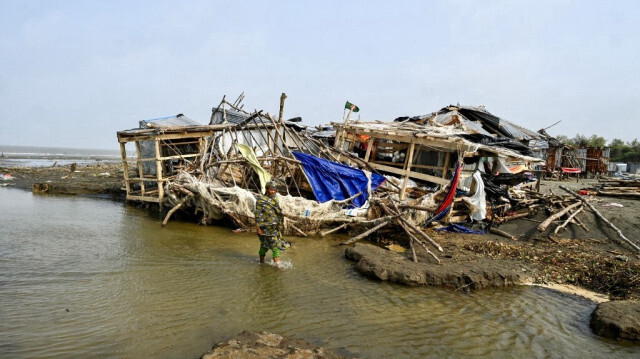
[335, 107, 353, 161]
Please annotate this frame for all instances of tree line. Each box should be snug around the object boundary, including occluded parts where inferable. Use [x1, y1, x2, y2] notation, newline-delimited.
[555, 134, 640, 163]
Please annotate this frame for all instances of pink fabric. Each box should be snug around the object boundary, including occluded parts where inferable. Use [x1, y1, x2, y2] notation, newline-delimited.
[561, 167, 581, 174]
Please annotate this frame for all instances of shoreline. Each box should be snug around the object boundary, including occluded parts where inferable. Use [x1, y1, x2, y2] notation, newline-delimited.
[3, 159, 639, 342]
[528, 283, 610, 303]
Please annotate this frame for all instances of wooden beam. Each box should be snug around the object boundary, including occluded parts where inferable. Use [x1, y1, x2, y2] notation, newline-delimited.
[369, 162, 450, 185]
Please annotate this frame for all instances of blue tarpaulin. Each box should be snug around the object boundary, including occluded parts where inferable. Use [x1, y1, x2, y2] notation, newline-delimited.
[435, 224, 485, 234]
[292, 152, 386, 208]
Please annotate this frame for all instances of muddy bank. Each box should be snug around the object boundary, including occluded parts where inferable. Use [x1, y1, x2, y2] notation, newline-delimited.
[590, 300, 640, 341]
[345, 243, 534, 289]
[200, 331, 353, 359]
[0, 162, 125, 197]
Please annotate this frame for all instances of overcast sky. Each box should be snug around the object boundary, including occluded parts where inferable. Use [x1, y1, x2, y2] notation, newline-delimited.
[1, 0, 638, 150]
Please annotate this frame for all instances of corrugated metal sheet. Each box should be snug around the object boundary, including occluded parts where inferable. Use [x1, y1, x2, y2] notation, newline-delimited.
[210, 108, 252, 125]
[456, 106, 542, 141]
[139, 114, 201, 128]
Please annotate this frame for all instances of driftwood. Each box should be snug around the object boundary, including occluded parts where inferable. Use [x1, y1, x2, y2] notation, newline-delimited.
[489, 227, 517, 240]
[289, 223, 307, 237]
[162, 195, 193, 227]
[560, 185, 640, 252]
[554, 206, 584, 234]
[320, 222, 349, 237]
[340, 220, 390, 245]
[496, 211, 531, 224]
[537, 201, 582, 232]
[398, 220, 440, 263]
[381, 200, 443, 252]
[557, 202, 589, 232]
[398, 216, 443, 252]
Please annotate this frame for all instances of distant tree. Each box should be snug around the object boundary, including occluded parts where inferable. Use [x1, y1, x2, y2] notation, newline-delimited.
[609, 138, 625, 161]
[587, 135, 606, 148]
[555, 135, 571, 145]
[572, 134, 589, 147]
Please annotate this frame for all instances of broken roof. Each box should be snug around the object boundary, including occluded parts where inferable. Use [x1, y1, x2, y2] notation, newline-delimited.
[333, 120, 543, 162]
[397, 105, 543, 142]
[139, 114, 201, 128]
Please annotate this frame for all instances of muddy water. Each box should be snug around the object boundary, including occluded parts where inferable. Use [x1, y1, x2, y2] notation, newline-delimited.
[1, 187, 638, 358]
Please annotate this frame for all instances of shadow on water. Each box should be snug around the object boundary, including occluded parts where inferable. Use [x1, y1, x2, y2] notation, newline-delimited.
[0, 187, 639, 358]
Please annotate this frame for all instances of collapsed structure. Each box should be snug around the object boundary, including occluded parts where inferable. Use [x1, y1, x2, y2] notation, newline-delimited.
[116, 96, 568, 262]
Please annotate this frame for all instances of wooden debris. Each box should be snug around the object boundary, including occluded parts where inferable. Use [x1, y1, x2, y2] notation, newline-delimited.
[340, 220, 391, 245]
[538, 201, 582, 232]
[560, 185, 640, 252]
[489, 227, 518, 240]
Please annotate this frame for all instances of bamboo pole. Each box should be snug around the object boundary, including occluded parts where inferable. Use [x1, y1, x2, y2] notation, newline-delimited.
[560, 185, 640, 252]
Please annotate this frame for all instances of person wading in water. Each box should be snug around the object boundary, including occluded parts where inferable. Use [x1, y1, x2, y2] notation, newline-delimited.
[255, 181, 290, 268]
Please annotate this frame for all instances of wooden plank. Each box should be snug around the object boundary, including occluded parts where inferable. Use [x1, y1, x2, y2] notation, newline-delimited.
[369, 162, 450, 185]
[126, 194, 162, 203]
[363, 137, 375, 162]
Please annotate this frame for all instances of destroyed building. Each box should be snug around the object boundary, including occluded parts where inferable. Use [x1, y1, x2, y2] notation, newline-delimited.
[116, 97, 554, 263]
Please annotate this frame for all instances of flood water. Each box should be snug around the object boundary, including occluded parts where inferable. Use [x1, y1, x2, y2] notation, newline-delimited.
[1, 187, 638, 358]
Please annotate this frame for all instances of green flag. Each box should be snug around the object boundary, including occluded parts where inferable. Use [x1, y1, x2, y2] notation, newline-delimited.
[345, 101, 360, 112]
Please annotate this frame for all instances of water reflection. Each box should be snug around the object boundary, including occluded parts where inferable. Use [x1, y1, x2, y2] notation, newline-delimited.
[0, 187, 638, 358]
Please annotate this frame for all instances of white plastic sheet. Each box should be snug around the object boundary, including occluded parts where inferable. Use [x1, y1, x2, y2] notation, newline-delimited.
[466, 170, 486, 221]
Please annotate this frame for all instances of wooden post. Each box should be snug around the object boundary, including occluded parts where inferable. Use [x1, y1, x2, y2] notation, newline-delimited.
[442, 152, 451, 179]
[400, 143, 416, 200]
[119, 142, 131, 195]
[135, 141, 145, 195]
[363, 137, 375, 162]
[154, 139, 164, 204]
[334, 108, 354, 160]
[278, 93, 287, 125]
